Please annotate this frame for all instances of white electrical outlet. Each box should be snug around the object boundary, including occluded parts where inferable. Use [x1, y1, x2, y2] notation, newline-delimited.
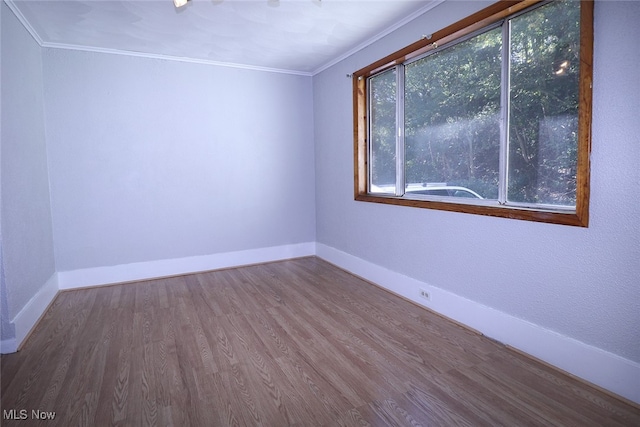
[419, 289, 431, 301]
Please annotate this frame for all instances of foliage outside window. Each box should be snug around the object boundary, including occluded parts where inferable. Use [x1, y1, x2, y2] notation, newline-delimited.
[353, 0, 593, 226]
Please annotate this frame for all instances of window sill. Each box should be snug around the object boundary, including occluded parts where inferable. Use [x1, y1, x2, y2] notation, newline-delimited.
[355, 193, 588, 227]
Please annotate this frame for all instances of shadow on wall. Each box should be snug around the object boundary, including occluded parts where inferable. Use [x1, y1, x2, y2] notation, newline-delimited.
[1, 237, 17, 344]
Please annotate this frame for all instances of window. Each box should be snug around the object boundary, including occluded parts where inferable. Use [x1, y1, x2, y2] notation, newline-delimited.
[353, 0, 593, 226]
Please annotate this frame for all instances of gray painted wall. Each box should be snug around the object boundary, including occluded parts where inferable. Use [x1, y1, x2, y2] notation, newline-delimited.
[314, 0, 640, 363]
[42, 49, 316, 272]
[1, 1, 56, 325]
[0, 1, 10, 343]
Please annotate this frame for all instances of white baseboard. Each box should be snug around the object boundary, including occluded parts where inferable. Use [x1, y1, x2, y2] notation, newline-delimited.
[3, 243, 315, 353]
[8, 273, 59, 353]
[58, 242, 316, 290]
[7, 242, 639, 404]
[316, 243, 640, 405]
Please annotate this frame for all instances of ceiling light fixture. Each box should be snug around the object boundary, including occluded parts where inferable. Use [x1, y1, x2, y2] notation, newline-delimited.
[174, 0, 189, 8]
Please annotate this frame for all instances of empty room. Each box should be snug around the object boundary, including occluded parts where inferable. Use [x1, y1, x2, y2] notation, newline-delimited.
[1, 0, 639, 425]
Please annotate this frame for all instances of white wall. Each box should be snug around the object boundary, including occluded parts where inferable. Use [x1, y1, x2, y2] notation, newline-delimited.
[1, 1, 56, 349]
[42, 48, 316, 274]
[314, 0, 640, 401]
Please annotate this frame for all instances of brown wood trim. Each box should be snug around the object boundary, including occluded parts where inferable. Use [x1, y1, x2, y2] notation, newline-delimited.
[353, 75, 367, 197]
[353, 0, 593, 228]
[356, 194, 585, 226]
[353, 0, 542, 80]
[574, 0, 594, 227]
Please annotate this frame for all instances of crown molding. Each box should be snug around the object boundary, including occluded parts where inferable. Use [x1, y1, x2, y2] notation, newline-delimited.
[40, 41, 314, 76]
[5, 0, 444, 77]
[3, 0, 312, 76]
[4, 0, 44, 46]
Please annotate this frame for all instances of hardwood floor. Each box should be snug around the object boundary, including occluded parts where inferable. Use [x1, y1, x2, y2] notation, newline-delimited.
[2, 257, 639, 426]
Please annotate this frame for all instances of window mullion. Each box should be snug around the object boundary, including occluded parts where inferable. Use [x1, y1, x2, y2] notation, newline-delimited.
[395, 64, 405, 197]
[498, 20, 510, 205]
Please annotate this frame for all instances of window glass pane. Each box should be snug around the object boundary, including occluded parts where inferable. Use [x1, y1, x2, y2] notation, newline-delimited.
[369, 68, 397, 193]
[508, 0, 580, 206]
[404, 27, 502, 200]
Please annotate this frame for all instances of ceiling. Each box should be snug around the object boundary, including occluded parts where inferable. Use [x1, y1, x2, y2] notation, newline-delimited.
[7, 0, 440, 75]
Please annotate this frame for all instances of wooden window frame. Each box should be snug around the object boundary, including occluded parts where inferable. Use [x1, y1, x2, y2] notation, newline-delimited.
[353, 0, 594, 227]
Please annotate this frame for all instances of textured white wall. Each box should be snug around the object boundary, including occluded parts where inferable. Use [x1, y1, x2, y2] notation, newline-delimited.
[1, 1, 56, 322]
[314, 0, 640, 363]
[42, 48, 316, 272]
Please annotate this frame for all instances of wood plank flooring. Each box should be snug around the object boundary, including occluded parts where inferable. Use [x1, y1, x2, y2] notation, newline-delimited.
[2, 257, 639, 426]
